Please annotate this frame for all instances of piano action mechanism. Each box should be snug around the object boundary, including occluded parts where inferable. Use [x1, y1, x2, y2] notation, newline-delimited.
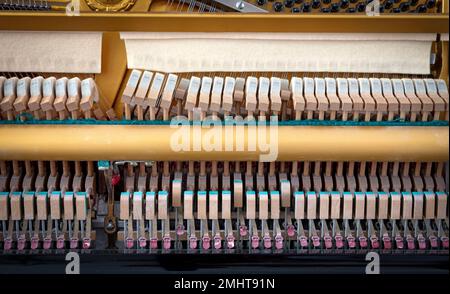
[0, 2, 449, 262]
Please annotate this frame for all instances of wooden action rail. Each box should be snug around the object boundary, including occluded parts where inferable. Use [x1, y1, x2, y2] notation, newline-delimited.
[0, 12, 448, 33]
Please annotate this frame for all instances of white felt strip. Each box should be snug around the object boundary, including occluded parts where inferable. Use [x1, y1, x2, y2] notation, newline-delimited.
[0, 31, 102, 73]
[121, 33, 433, 75]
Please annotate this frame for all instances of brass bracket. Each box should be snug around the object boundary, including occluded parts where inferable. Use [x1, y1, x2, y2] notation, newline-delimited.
[85, 0, 136, 11]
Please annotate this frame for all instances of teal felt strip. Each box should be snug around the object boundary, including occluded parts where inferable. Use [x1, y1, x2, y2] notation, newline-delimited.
[1, 115, 448, 127]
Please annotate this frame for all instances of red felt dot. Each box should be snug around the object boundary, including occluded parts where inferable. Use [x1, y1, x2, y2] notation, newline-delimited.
[111, 174, 121, 186]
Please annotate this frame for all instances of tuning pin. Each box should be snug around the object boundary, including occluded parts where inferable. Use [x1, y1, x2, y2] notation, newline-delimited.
[275, 235, 284, 250]
[284, 0, 295, 8]
[347, 7, 356, 12]
[330, 3, 339, 12]
[125, 237, 134, 249]
[226, 235, 235, 249]
[335, 234, 344, 249]
[426, 0, 436, 9]
[251, 235, 260, 249]
[70, 237, 78, 249]
[291, 7, 301, 12]
[214, 236, 222, 249]
[340, 0, 349, 8]
[311, 0, 321, 9]
[384, 0, 394, 9]
[392, 7, 401, 13]
[321, 7, 331, 12]
[257, 0, 267, 5]
[163, 236, 171, 250]
[239, 225, 248, 237]
[323, 0, 332, 4]
[56, 237, 65, 249]
[356, 3, 366, 12]
[416, 4, 427, 12]
[43, 237, 52, 250]
[17, 236, 26, 251]
[150, 237, 158, 249]
[202, 236, 211, 250]
[287, 224, 295, 237]
[263, 235, 272, 249]
[399, 2, 410, 12]
[189, 236, 198, 249]
[3, 238, 12, 251]
[82, 237, 91, 249]
[31, 237, 39, 250]
[273, 1, 284, 11]
[302, 3, 311, 12]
